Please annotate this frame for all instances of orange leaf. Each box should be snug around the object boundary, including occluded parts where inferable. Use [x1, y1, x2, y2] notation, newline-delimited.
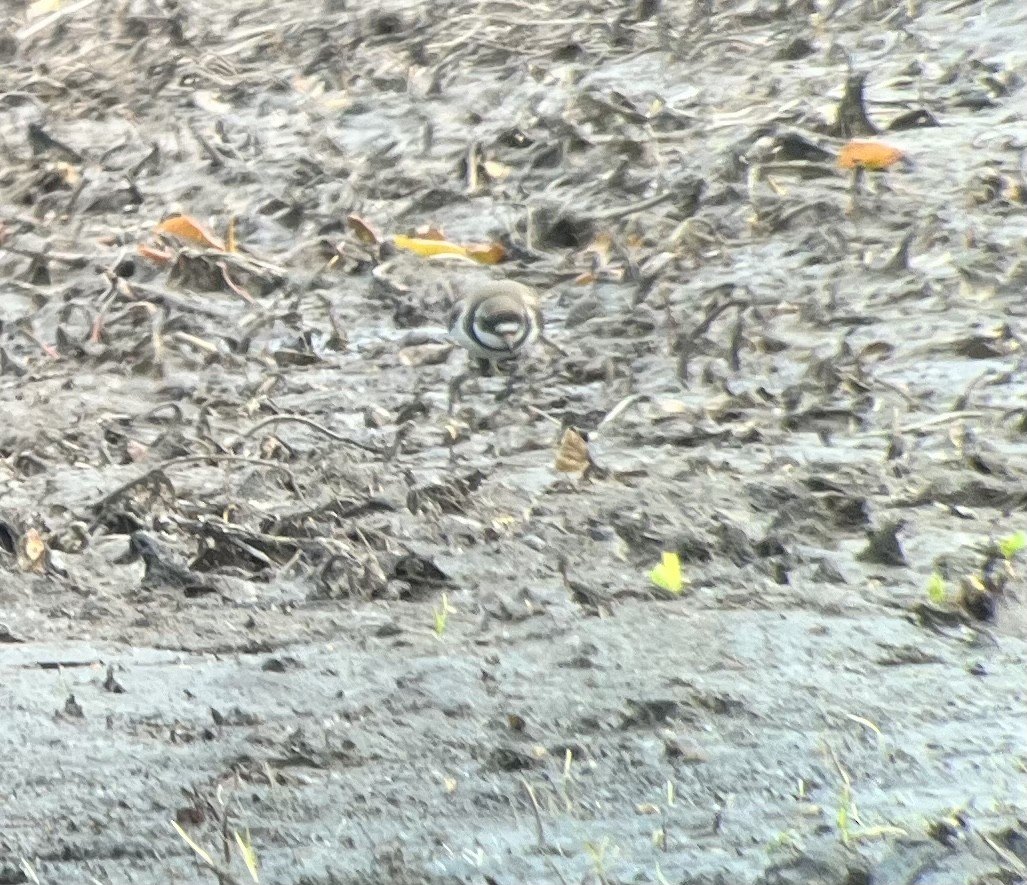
[837, 141, 905, 171]
[347, 213, 382, 245]
[464, 242, 505, 265]
[415, 226, 448, 241]
[155, 214, 225, 250]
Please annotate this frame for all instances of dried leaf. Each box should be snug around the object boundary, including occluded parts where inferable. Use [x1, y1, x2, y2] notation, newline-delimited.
[233, 829, 260, 884]
[155, 215, 225, 250]
[18, 528, 47, 574]
[346, 213, 381, 245]
[53, 161, 79, 187]
[858, 341, 895, 363]
[225, 215, 238, 253]
[554, 428, 591, 473]
[585, 232, 613, 263]
[464, 241, 505, 265]
[172, 821, 215, 867]
[837, 141, 905, 171]
[482, 160, 512, 181]
[415, 226, 447, 241]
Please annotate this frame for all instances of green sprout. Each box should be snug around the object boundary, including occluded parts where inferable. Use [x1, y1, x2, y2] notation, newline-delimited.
[433, 593, 455, 637]
[926, 572, 947, 604]
[997, 530, 1026, 561]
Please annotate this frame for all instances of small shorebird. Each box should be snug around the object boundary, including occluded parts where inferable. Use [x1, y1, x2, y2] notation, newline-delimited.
[448, 280, 542, 374]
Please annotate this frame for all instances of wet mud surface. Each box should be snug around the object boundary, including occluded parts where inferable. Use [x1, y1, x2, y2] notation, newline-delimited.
[1, 0, 1026, 882]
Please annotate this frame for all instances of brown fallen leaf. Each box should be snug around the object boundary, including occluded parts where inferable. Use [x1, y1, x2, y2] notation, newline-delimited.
[155, 214, 226, 250]
[554, 428, 592, 473]
[464, 241, 505, 265]
[346, 213, 382, 245]
[18, 528, 47, 574]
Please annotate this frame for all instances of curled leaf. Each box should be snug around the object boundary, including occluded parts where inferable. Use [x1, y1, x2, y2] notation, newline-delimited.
[837, 141, 905, 171]
[155, 215, 225, 250]
[346, 213, 382, 245]
[554, 428, 591, 473]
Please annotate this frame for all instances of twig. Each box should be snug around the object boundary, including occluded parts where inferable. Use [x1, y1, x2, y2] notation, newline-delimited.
[590, 190, 676, 222]
[236, 414, 380, 453]
[520, 779, 549, 851]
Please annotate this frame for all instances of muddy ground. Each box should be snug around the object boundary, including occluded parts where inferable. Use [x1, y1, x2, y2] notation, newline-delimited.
[1, 0, 1026, 883]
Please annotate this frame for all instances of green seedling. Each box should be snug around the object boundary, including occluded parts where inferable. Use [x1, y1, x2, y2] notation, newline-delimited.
[998, 530, 1026, 561]
[173, 821, 260, 883]
[837, 782, 854, 845]
[766, 829, 802, 855]
[926, 572, 947, 604]
[583, 836, 618, 880]
[433, 593, 456, 637]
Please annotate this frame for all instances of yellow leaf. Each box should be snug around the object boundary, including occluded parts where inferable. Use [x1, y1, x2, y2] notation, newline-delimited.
[171, 821, 215, 867]
[392, 235, 467, 258]
[155, 215, 225, 250]
[837, 140, 905, 171]
[233, 829, 260, 883]
[649, 551, 685, 595]
[392, 235, 505, 265]
[225, 215, 238, 253]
